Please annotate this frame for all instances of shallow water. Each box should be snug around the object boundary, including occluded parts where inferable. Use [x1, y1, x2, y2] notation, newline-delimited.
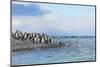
[11, 38, 96, 65]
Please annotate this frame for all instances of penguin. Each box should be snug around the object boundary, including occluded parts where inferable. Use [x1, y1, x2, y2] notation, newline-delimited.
[33, 33, 36, 39]
[23, 32, 28, 40]
[45, 36, 48, 44]
[31, 36, 35, 43]
[19, 31, 23, 40]
[58, 40, 62, 45]
[41, 33, 45, 38]
[41, 37, 45, 44]
[47, 37, 52, 44]
[37, 37, 41, 43]
[15, 31, 19, 40]
[28, 33, 33, 41]
[34, 36, 38, 43]
[51, 37, 54, 44]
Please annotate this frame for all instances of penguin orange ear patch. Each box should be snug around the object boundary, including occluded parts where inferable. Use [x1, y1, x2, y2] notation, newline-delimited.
[11, 0, 96, 67]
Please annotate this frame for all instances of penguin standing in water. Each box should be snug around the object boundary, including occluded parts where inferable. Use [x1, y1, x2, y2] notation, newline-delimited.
[57, 40, 61, 45]
[58, 41, 62, 45]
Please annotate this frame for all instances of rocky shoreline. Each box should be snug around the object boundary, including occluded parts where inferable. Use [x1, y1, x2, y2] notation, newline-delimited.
[11, 38, 66, 51]
[11, 30, 68, 51]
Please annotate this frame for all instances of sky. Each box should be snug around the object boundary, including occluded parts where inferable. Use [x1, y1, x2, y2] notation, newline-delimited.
[12, 1, 95, 36]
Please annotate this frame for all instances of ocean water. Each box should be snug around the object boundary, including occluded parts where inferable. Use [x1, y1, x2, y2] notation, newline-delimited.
[11, 38, 96, 65]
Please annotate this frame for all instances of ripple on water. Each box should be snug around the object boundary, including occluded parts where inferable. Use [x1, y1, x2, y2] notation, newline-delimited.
[12, 38, 96, 65]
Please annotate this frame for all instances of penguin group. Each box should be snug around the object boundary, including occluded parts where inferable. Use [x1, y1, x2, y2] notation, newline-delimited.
[12, 30, 63, 45]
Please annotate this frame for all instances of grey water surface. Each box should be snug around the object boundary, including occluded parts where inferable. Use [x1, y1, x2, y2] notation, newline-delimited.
[12, 38, 95, 65]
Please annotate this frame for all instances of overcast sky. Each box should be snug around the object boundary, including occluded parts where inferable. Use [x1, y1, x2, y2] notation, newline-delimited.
[12, 1, 95, 36]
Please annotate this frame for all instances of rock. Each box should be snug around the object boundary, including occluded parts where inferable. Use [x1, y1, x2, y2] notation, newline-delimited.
[11, 38, 66, 51]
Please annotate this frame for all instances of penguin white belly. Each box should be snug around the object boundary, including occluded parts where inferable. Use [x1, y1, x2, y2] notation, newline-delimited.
[41, 38, 45, 43]
[34, 37, 38, 43]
